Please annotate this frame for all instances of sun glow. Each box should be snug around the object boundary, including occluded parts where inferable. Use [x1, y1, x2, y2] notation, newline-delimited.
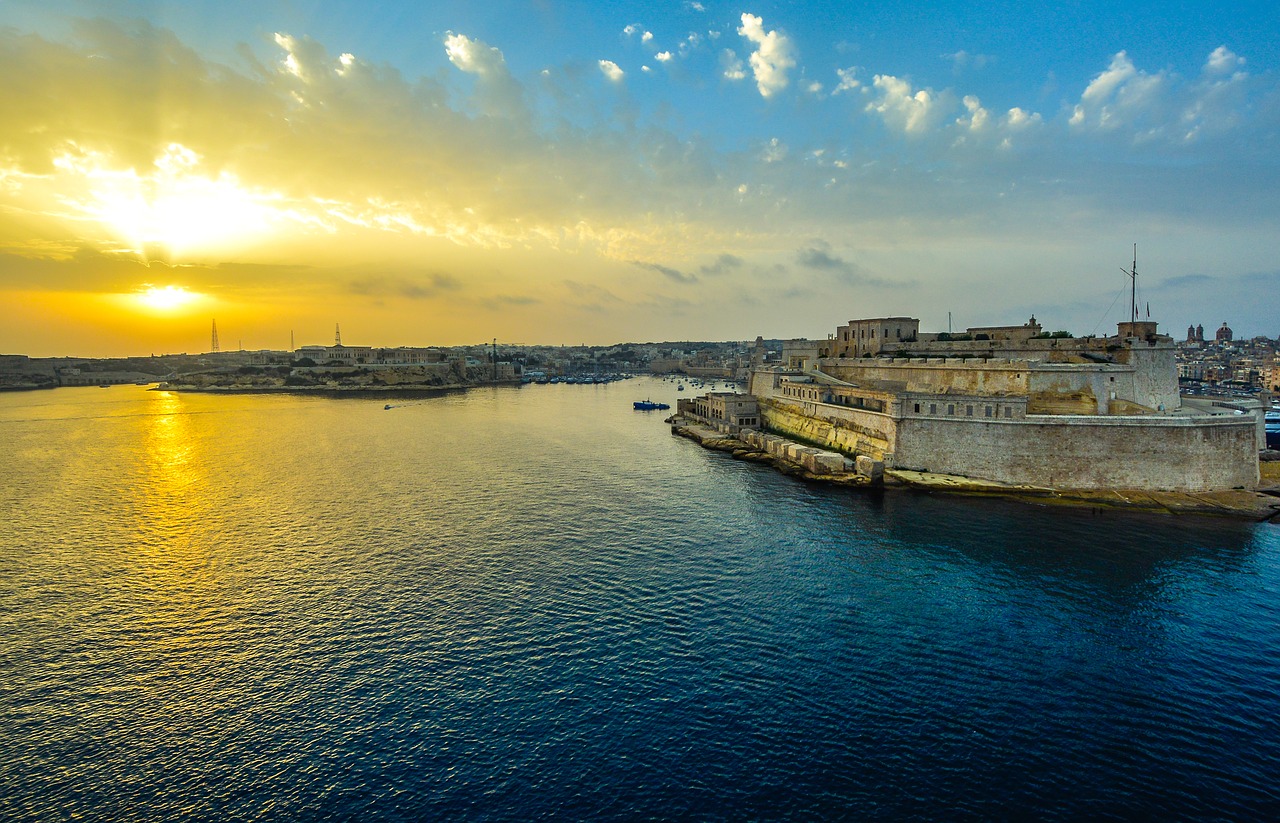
[137, 285, 200, 312]
[55, 143, 282, 258]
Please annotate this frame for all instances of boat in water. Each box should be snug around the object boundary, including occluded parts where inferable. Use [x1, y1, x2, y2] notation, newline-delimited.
[633, 400, 670, 411]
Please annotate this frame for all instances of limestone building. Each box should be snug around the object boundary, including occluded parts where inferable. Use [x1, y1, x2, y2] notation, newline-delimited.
[748, 316, 1259, 492]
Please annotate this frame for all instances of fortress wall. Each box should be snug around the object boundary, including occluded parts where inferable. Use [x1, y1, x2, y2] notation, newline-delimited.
[759, 397, 896, 460]
[893, 415, 1258, 492]
[824, 359, 1031, 395]
[1123, 344, 1181, 410]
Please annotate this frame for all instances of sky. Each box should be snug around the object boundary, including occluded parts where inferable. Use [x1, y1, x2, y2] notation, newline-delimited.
[2, 0, 1278, 357]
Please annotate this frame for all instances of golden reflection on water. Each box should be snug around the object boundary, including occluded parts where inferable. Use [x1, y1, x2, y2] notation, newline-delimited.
[135, 390, 213, 563]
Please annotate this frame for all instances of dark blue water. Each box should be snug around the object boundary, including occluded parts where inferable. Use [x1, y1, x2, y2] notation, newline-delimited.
[2, 381, 1278, 820]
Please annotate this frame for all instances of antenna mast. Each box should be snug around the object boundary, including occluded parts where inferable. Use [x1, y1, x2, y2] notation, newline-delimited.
[1121, 244, 1138, 324]
[211, 319, 220, 353]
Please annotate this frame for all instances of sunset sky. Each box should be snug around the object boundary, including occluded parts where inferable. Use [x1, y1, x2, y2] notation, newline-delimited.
[2, 1, 1278, 357]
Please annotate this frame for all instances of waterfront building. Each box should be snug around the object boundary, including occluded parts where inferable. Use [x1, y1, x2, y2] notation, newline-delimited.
[676, 392, 761, 434]
[749, 316, 1259, 492]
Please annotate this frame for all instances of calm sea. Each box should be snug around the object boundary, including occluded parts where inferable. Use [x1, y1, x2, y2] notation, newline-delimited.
[2, 380, 1278, 821]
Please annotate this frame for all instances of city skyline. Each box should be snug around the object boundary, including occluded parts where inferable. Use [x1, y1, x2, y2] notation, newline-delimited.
[2, 1, 1278, 357]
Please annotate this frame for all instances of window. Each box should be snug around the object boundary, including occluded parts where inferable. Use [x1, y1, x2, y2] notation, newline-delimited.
[914, 403, 920, 413]
[929, 403, 937, 414]
[985, 406, 992, 417]
[947, 404, 955, 415]
[1004, 407, 1012, 418]
[966, 405, 973, 416]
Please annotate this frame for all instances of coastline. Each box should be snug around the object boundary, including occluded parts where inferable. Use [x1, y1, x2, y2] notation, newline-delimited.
[669, 417, 1280, 521]
[153, 380, 523, 396]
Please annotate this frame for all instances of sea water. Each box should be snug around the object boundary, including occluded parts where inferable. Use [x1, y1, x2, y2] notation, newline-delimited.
[2, 380, 1278, 820]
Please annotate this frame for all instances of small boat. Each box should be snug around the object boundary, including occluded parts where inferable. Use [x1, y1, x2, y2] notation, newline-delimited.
[633, 400, 671, 411]
[385, 404, 393, 410]
[677, 384, 685, 391]
[99, 384, 112, 388]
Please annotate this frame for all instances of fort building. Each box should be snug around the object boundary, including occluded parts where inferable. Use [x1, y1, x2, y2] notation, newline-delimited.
[746, 316, 1260, 492]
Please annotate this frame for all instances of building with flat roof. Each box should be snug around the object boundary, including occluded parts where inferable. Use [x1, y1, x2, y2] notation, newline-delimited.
[749, 315, 1259, 492]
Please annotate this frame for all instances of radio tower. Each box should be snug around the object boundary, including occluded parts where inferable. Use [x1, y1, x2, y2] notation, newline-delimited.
[335, 323, 342, 346]
[211, 319, 220, 353]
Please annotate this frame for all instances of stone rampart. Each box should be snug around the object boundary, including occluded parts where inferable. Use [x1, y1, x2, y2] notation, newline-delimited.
[759, 396, 895, 460]
[893, 414, 1258, 492]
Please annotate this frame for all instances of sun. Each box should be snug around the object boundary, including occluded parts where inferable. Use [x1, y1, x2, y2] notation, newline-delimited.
[137, 285, 200, 312]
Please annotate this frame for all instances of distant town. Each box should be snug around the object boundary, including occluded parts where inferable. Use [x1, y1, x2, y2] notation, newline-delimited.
[1, 322, 1277, 398]
[0, 338, 762, 392]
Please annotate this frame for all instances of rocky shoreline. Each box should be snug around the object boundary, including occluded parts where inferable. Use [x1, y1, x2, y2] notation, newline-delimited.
[669, 417, 1280, 521]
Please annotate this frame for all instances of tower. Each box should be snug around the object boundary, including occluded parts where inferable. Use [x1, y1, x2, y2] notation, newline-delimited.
[335, 323, 342, 347]
[211, 319, 220, 353]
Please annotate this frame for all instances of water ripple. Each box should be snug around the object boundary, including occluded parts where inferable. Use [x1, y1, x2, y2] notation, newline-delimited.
[1, 384, 1279, 820]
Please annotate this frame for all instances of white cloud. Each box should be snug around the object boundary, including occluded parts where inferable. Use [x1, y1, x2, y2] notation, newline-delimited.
[1070, 51, 1167, 134]
[1205, 45, 1244, 75]
[807, 81, 823, 95]
[1003, 107, 1041, 130]
[736, 13, 796, 98]
[676, 32, 703, 58]
[721, 49, 746, 81]
[598, 60, 624, 82]
[623, 24, 639, 37]
[442, 32, 523, 115]
[642, 31, 653, 43]
[832, 67, 860, 95]
[864, 74, 944, 135]
[1182, 46, 1252, 141]
[957, 95, 989, 131]
[655, 51, 673, 63]
[444, 32, 506, 77]
[641, 65, 651, 73]
[1081, 51, 1137, 104]
[761, 137, 787, 163]
[273, 33, 310, 81]
[942, 50, 992, 70]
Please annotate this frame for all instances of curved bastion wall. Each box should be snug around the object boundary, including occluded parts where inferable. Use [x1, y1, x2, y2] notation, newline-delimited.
[759, 394, 1259, 492]
[892, 413, 1258, 492]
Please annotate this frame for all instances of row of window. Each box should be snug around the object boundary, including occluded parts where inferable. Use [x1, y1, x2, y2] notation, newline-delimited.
[781, 384, 886, 412]
[842, 327, 905, 341]
[913, 401, 1013, 419]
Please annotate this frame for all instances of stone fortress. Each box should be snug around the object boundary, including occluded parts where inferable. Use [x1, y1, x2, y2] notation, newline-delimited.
[718, 315, 1261, 492]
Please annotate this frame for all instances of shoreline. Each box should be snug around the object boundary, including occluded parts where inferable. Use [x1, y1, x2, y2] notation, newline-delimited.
[153, 380, 522, 397]
[669, 417, 1280, 522]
